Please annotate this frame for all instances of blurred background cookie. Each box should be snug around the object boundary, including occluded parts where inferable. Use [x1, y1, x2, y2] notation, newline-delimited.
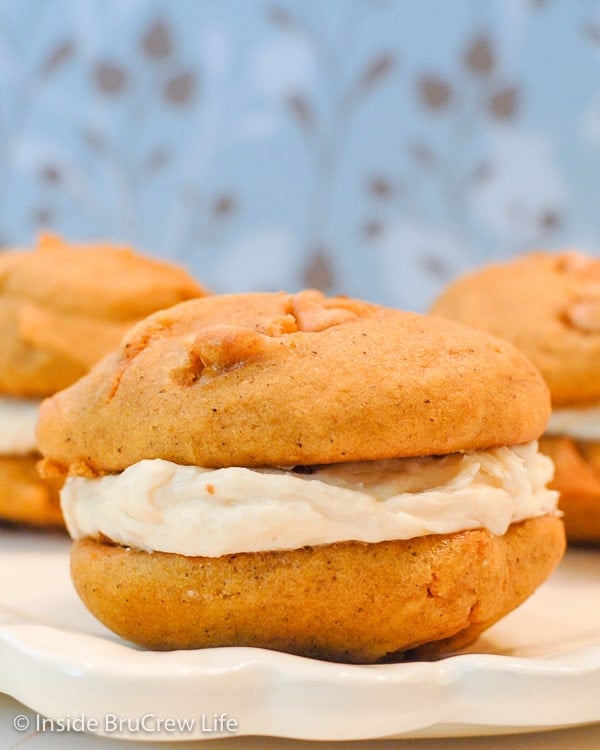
[431, 250, 600, 543]
[0, 232, 205, 528]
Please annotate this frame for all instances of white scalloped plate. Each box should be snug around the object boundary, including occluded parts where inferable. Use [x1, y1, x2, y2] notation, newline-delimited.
[0, 526, 599, 742]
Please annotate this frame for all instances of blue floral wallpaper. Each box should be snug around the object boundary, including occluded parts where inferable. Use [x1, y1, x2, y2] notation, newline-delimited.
[1, 0, 599, 310]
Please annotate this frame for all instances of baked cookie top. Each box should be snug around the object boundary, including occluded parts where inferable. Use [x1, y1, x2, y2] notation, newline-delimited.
[430, 251, 600, 407]
[37, 290, 550, 476]
[0, 233, 205, 396]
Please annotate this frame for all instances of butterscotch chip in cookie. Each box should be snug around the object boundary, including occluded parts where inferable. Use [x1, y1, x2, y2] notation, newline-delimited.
[431, 250, 600, 543]
[0, 232, 205, 528]
[37, 290, 564, 661]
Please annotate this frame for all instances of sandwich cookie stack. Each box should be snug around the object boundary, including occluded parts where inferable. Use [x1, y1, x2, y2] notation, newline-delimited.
[0, 232, 205, 527]
[37, 290, 565, 662]
[431, 251, 600, 543]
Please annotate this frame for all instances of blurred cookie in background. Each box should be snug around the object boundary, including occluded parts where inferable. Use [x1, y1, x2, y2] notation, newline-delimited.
[0, 232, 206, 528]
[430, 250, 600, 543]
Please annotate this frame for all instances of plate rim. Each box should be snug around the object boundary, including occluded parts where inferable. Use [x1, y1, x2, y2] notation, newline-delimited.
[1, 624, 600, 742]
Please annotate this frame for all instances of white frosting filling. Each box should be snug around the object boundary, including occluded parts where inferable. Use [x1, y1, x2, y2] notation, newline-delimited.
[0, 396, 41, 455]
[61, 441, 559, 557]
[546, 405, 600, 440]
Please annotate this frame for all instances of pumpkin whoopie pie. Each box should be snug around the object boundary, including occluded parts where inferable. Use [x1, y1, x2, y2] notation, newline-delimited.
[0, 232, 204, 527]
[431, 250, 600, 543]
[37, 290, 564, 662]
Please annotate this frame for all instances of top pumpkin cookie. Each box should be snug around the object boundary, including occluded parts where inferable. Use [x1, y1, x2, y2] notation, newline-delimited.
[37, 289, 551, 476]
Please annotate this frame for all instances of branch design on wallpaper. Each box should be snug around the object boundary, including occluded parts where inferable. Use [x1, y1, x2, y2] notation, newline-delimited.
[267, 1, 396, 292]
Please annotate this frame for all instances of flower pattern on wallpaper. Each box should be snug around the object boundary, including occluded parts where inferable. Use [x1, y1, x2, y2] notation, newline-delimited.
[360, 15, 568, 305]
[36, 13, 237, 260]
[0, 0, 596, 310]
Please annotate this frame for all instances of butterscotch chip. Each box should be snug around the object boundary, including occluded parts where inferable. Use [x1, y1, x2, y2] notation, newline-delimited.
[70, 517, 565, 662]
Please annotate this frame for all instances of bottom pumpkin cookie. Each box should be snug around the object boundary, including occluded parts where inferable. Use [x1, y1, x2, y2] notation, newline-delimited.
[539, 436, 600, 543]
[70, 515, 565, 663]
